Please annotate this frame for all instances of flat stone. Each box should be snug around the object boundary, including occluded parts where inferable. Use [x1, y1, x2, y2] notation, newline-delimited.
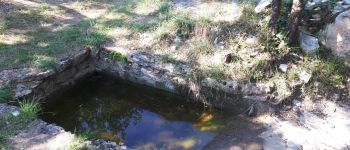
[299, 70, 312, 83]
[279, 64, 288, 72]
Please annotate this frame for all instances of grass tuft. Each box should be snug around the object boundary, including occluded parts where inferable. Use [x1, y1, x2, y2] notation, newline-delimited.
[108, 51, 128, 63]
[19, 98, 41, 120]
[70, 130, 97, 150]
[162, 54, 181, 65]
[35, 56, 57, 70]
[175, 16, 194, 39]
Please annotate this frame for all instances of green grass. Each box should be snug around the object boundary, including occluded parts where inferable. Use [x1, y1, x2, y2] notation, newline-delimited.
[34, 56, 57, 70]
[0, 98, 41, 147]
[69, 130, 98, 150]
[3, 9, 50, 29]
[204, 65, 225, 80]
[174, 16, 194, 39]
[192, 40, 213, 55]
[58, 27, 111, 46]
[161, 54, 181, 65]
[18, 98, 41, 119]
[130, 22, 158, 32]
[0, 87, 11, 103]
[108, 51, 128, 63]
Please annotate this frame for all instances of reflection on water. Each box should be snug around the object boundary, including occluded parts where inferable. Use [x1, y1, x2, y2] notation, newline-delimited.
[42, 73, 228, 149]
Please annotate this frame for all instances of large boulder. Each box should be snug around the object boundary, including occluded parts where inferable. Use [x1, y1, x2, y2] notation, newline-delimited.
[325, 10, 350, 58]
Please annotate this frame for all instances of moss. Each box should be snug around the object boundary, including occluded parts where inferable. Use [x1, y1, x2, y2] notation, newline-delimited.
[108, 51, 128, 63]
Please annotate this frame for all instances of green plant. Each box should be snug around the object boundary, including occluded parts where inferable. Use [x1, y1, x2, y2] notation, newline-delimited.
[205, 66, 225, 79]
[59, 28, 82, 42]
[159, 2, 170, 14]
[162, 54, 181, 65]
[19, 98, 41, 119]
[130, 22, 158, 32]
[174, 16, 194, 39]
[35, 56, 57, 70]
[0, 87, 11, 103]
[108, 51, 128, 63]
[70, 130, 97, 150]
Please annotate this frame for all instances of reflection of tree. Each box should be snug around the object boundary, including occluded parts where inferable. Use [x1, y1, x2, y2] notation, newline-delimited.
[74, 97, 142, 143]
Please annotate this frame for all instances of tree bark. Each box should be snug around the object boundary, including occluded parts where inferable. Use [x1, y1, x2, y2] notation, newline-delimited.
[269, 0, 282, 34]
[287, 0, 304, 44]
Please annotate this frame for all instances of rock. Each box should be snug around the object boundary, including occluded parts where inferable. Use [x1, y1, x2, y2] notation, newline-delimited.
[14, 84, 32, 98]
[345, 0, 350, 5]
[91, 139, 128, 150]
[325, 10, 350, 58]
[11, 110, 20, 116]
[174, 36, 183, 45]
[255, 0, 272, 13]
[224, 53, 234, 63]
[164, 63, 175, 73]
[279, 64, 288, 72]
[305, 0, 321, 10]
[245, 35, 260, 46]
[299, 70, 312, 83]
[201, 78, 239, 93]
[300, 31, 319, 54]
[242, 83, 272, 95]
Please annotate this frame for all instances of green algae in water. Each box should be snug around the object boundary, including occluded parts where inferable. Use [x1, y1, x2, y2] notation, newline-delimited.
[42, 73, 229, 149]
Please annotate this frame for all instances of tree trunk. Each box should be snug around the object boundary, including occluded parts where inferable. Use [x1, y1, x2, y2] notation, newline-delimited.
[287, 0, 304, 44]
[269, 0, 282, 34]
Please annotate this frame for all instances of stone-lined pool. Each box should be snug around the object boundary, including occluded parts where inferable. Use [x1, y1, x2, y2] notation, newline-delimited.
[42, 73, 230, 149]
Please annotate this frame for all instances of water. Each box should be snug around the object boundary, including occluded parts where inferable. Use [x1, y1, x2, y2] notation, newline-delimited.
[42, 73, 229, 149]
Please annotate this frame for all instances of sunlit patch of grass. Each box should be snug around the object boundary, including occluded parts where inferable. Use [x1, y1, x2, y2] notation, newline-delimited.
[69, 130, 97, 150]
[39, 3, 50, 10]
[107, 51, 128, 63]
[34, 56, 57, 70]
[130, 22, 158, 32]
[251, 60, 267, 81]
[203, 65, 225, 80]
[58, 26, 111, 46]
[191, 40, 214, 56]
[4, 9, 50, 29]
[174, 16, 194, 39]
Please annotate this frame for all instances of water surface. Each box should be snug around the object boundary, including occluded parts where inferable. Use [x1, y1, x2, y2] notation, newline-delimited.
[42, 73, 229, 149]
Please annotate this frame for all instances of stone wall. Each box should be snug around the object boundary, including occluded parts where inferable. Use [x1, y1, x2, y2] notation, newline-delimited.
[0, 47, 273, 113]
[94, 48, 272, 114]
[0, 49, 95, 104]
